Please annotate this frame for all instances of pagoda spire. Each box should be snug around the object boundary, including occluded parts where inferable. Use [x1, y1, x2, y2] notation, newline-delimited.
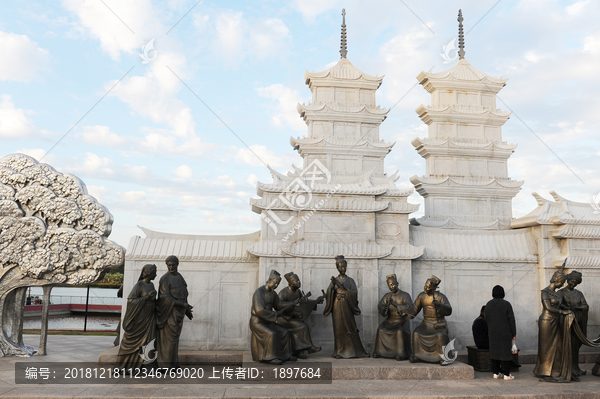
[340, 9, 348, 59]
[458, 9, 465, 60]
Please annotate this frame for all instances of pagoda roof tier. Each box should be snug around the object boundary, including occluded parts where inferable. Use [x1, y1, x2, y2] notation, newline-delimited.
[416, 105, 510, 126]
[417, 59, 507, 93]
[297, 103, 389, 124]
[290, 137, 395, 155]
[256, 181, 388, 197]
[378, 200, 421, 214]
[412, 137, 517, 159]
[411, 216, 511, 230]
[304, 58, 384, 90]
[250, 196, 390, 213]
[266, 165, 400, 188]
[247, 240, 423, 260]
[556, 256, 600, 268]
[410, 175, 523, 199]
[511, 191, 600, 228]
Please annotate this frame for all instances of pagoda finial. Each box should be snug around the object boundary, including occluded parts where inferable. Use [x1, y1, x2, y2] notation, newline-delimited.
[457, 9, 465, 60]
[340, 9, 347, 59]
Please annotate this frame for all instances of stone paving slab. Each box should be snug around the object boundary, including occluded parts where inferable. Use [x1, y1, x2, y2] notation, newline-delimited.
[1, 335, 600, 398]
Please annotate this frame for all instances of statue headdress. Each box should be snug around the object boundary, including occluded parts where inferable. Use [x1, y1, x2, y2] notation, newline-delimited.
[268, 269, 281, 282]
[284, 272, 298, 284]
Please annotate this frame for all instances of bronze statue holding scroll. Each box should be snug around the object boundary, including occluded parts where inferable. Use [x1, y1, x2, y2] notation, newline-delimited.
[250, 270, 299, 364]
[410, 275, 452, 364]
[277, 272, 324, 359]
[157, 255, 193, 368]
[323, 255, 369, 359]
[373, 274, 414, 360]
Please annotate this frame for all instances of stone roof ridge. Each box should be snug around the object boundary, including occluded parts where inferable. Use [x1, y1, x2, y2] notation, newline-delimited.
[297, 102, 390, 116]
[136, 225, 260, 242]
[256, 181, 388, 196]
[282, 241, 394, 259]
[250, 197, 390, 213]
[409, 224, 538, 262]
[304, 58, 383, 85]
[552, 224, 600, 239]
[290, 136, 394, 149]
[412, 137, 517, 150]
[511, 192, 600, 228]
[417, 59, 508, 85]
[410, 217, 509, 230]
[411, 175, 524, 188]
[416, 104, 511, 117]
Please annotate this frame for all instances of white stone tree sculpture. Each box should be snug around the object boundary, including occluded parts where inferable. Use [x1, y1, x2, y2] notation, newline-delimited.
[0, 154, 125, 356]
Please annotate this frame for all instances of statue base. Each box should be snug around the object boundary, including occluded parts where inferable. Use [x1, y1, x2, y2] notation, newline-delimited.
[99, 347, 474, 380]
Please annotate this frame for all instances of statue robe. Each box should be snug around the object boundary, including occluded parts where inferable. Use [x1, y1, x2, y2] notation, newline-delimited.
[561, 287, 589, 377]
[277, 287, 313, 353]
[250, 285, 293, 362]
[374, 289, 413, 360]
[116, 281, 157, 370]
[323, 275, 368, 359]
[156, 272, 188, 367]
[411, 291, 452, 363]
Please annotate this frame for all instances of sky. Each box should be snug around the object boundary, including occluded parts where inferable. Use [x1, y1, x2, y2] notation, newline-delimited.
[1, 0, 599, 249]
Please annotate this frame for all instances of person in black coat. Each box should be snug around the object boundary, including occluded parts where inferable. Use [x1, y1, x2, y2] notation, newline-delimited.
[485, 285, 517, 380]
[472, 306, 489, 349]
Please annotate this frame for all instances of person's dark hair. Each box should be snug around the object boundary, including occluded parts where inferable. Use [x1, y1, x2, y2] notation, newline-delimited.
[492, 285, 505, 299]
[165, 255, 179, 266]
[335, 255, 347, 267]
[480, 305, 485, 315]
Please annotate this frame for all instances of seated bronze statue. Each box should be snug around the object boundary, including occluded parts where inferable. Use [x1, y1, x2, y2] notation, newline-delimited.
[373, 274, 414, 361]
[410, 275, 453, 364]
[277, 272, 324, 359]
[250, 270, 299, 364]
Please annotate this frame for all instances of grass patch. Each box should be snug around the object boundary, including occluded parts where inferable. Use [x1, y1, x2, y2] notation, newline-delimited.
[23, 330, 117, 336]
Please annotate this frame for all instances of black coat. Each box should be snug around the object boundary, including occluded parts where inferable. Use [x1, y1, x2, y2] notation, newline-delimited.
[485, 298, 516, 361]
[472, 316, 489, 349]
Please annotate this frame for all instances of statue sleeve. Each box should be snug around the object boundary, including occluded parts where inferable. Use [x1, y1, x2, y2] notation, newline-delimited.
[346, 278, 361, 316]
[251, 288, 277, 323]
[410, 293, 422, 316]
[541, 291, 561, 314]
[323, 281, 335, 316]
[123, 283, 146, 331]
[377, 293, 390, 317]
[437, 292, 452, 317]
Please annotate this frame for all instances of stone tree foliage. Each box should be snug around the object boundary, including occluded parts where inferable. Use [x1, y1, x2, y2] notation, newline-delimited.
[0, 154, 125, 356]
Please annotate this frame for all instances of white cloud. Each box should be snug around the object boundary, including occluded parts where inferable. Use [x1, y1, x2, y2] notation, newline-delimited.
[175, 165, 193, 180]
[247, 174, 258, 186]
[217, 175, 235, 189]
[234, 145, 283, 168]
[256, 84, 307, 131]
[86, 185, 109, 202]
[79, 125, 127, 147]
[196, 11, 291, 63]
[0, 95, 38, 138]
[15, 148, 54, 164]
[566, 0, 590, 16]
[63, 0, 162, 60]
[292, 0, 340, 21]
[81, 152, 114, 175]
[0, 31, 49, 82]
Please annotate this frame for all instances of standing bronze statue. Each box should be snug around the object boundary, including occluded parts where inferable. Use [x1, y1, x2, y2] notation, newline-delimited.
[373, 274, 414, 360]
[156, 255, 193, 367]
[117, 264, 158, 370]
[410, 275, 453, 364]
[323, 255, 369, 359]
[560, 270, 589, 377]
[250, 270, 299, 364]
[277, 272, 323, 359]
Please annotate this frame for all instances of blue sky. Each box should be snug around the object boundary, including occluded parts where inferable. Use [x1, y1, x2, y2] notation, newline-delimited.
[1, 0, 599, 248]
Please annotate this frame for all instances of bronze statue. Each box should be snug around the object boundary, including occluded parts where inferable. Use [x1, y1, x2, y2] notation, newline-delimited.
[156, 255, 193, 367]
[116, 264, 157, 370]
[250, 270, 299, 364]
[410, 275, 452, 364]
[323, 255, 369, 359]
[560, 271, 589, 377]
[373, 274, 414, 360]
[277, 272, 324, 359]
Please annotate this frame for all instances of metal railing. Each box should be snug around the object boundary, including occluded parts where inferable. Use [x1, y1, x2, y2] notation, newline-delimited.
[27, 295, 121, 306]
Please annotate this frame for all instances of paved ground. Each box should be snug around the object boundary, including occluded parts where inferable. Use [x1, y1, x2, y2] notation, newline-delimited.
[0, 335, 599, 398]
